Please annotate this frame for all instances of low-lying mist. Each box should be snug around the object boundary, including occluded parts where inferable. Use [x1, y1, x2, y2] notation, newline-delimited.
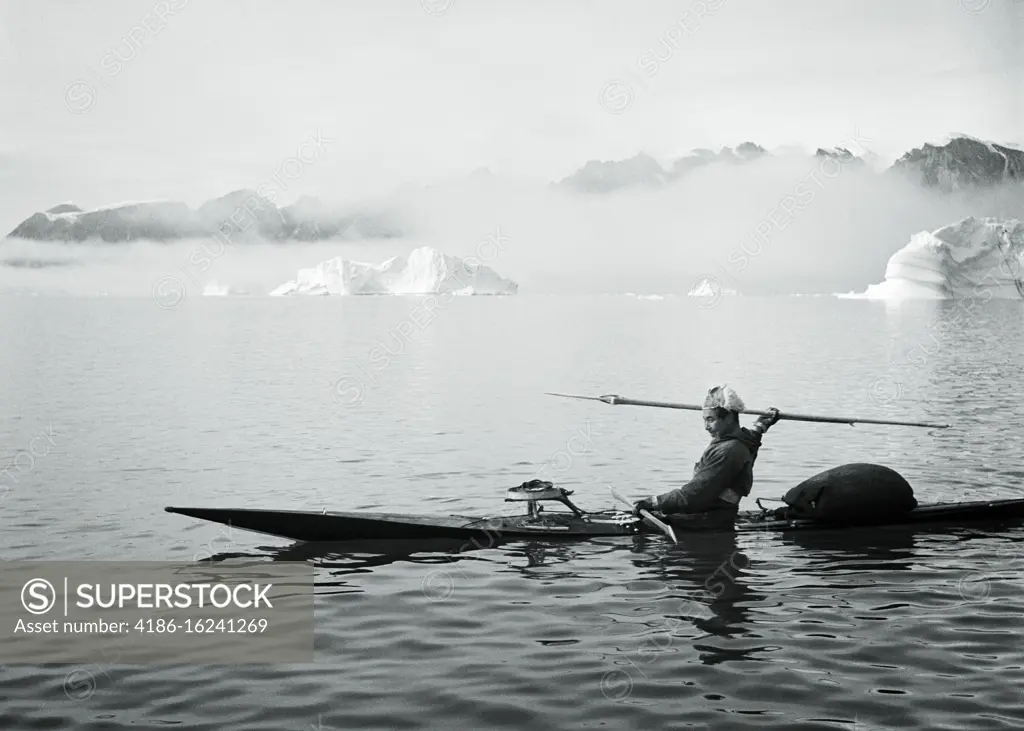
[2, 158, 1022, 297]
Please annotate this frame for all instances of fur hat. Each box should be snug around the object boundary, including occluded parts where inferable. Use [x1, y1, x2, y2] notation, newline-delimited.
[703, 385, 745, 413]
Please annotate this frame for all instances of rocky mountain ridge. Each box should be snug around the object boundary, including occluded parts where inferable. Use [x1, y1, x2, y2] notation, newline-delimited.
[8, 135, 1021, 242]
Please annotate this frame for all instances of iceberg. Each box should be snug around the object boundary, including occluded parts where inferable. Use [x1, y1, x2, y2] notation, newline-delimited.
[840, 217, 1024, 300]
[270, 246, 518, 296]
[625, 293, 668, 300]
[202, 281, 249, 296]
[687, 277, 739, 298]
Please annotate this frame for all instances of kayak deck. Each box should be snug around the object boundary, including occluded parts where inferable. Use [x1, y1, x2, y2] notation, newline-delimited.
[165, 498, 1024, 544]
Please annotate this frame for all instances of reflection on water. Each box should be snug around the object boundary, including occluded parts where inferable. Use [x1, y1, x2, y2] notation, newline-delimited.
[10, 522, 1024, 730]
[783, 526, 918, 568]
[639, 531, 766, 665]
[3, 296, 1024, 730]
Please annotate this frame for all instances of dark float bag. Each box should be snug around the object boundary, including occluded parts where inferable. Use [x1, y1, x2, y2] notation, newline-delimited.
[783, 463, 917, 523]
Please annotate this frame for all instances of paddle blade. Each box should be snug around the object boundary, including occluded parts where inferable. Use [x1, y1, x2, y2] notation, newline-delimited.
[607, 486, 677, 544]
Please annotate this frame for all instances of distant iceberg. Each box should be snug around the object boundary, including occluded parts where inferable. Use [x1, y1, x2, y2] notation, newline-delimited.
[839, 217, 1024, 300]
[203, 282, 248, 296]
[625, 293, 668, 300]
[687, 277, 739, 298]
[270, 246, 518, 296]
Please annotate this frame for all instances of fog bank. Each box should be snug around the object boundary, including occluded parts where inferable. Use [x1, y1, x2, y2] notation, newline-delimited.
[3, 159, 1022, 297]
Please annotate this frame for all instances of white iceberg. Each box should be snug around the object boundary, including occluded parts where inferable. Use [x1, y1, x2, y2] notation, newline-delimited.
[840, 217, 1024, 300]
[270, 246, 518, 296]
[687, 277, 739, 298]
[203, 281, 248, 296]
[625, 293, 666, 300]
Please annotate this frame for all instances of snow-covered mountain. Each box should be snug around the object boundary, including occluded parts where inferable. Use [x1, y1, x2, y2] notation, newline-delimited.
[557, 142, 848, 192]
[841, 217, 1024, 299]
[889, 136, 1024, 191]
[7, 134, 1023, 246]
[6, 192, 403, 243]
[556, 135, 1024, 194]
[556, 153, 670, 193]
[9, 201, 194, 242]
[673, 142, 768, 175]
[270, 246, 518, 296]
[814, 146, 866, 165]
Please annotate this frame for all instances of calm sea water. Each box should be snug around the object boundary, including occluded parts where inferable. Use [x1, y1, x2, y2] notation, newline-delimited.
[1, 294, 1024, 730]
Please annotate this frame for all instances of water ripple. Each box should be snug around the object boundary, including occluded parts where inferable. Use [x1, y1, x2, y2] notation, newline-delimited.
[2, 297, 1024, 728]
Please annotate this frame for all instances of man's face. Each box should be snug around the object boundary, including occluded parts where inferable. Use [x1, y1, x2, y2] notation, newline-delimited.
[702, 408, 733, 438]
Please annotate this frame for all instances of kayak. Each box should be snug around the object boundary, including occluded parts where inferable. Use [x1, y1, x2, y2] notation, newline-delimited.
[165, 473, 1024, 544]
[165, 498, 1024, 543]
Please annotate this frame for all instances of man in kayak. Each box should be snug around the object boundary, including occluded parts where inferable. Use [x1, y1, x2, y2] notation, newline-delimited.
[633, 385, 780, 518]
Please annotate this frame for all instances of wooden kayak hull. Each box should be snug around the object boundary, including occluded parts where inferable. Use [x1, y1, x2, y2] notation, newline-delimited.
[166, 498, 1024, 544]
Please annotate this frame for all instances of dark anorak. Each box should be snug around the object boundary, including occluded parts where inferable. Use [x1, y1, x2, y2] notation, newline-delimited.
[655, 428, 763, 514]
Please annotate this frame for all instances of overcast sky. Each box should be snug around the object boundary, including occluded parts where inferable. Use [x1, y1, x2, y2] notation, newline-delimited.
[0, 0, 1021, 221]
